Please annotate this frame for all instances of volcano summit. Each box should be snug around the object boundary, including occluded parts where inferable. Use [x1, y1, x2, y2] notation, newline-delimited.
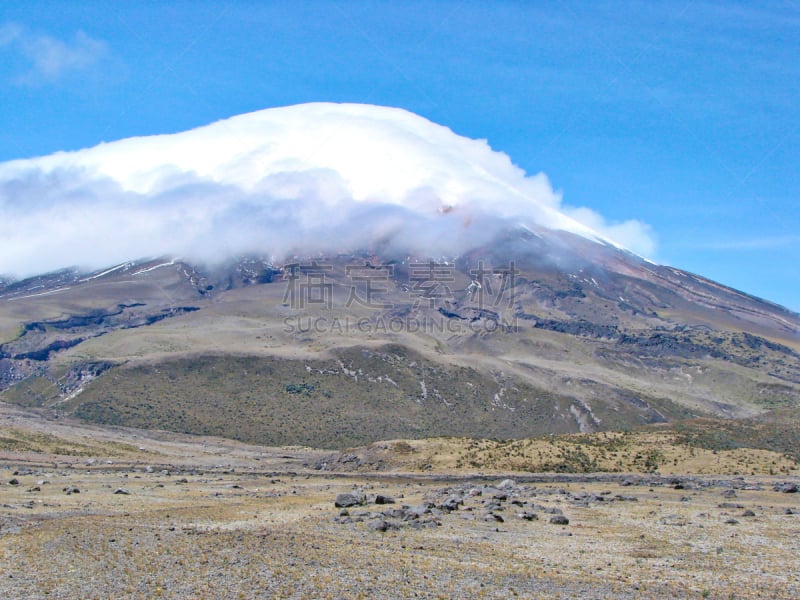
[0, 102, 655, 278]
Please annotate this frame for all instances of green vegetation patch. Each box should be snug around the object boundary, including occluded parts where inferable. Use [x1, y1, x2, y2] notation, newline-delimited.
[64, 345, 669, 450]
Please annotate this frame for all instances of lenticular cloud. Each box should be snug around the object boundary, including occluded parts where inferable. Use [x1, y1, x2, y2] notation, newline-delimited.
[0, 102, 655, 277]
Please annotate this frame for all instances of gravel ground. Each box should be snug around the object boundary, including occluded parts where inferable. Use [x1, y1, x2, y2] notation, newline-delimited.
[2, 462, 799, 599]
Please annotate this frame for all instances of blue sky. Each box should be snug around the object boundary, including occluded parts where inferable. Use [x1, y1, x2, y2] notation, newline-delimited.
[1, 1, 798, 311]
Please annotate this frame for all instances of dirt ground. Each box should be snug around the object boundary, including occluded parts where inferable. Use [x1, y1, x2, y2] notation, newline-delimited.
[1, 461, 799, 598]
[1, 402, 799, 599]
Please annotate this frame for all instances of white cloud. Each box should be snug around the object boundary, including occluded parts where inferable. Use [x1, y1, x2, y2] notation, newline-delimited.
[0, 103, 658, 276]
[564, 206, 656, 257]
[0, 22, 107, 84]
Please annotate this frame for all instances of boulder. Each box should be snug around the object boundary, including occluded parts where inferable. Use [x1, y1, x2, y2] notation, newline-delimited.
[483, 512, 504, 523]
[516, 512, 538, 521]
[775, 482, 798, 493]
[439, 495, 463, 512]
[368, 519, 389, 532]
[335, 492, 366, 508]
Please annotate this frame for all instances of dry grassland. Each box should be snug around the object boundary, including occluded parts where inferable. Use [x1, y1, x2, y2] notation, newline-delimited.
[1, 465, 798, 597]
[1, 403, 799, 598]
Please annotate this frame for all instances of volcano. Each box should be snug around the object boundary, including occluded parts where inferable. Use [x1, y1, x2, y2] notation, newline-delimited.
[1, 104, 798, 449]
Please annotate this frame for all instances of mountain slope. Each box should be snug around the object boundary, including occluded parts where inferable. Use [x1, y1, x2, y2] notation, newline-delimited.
[1, 229, 798, 448]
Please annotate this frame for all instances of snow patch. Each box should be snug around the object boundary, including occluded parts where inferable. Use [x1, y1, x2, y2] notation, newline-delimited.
[80, 262, 131, 282]
[132, 259, 176, 276]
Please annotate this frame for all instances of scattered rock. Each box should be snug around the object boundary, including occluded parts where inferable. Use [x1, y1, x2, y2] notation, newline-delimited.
[374, 494, 395, 505]
[368, 519, 390, 532]
[439, 495, 463, 512]
[335, 492, 366, 508]
[114, 488, 131, 495]
[483, 512, 504, 523]
[63, 486, 80, 495]
[774, 482, 798, 494]
[410, 519, 440, 530]
[741, 509, 756, 517]
[333, 515, 354, 524]
[550, 515, 570, 525]
[659, 515, 688, 526]
[8, 478, 19, 486]
[516, 512, 538, 521]
[497, 479, 516, 490]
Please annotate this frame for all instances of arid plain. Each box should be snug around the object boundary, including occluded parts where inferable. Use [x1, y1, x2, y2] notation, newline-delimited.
[2, 402, 799, 599]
